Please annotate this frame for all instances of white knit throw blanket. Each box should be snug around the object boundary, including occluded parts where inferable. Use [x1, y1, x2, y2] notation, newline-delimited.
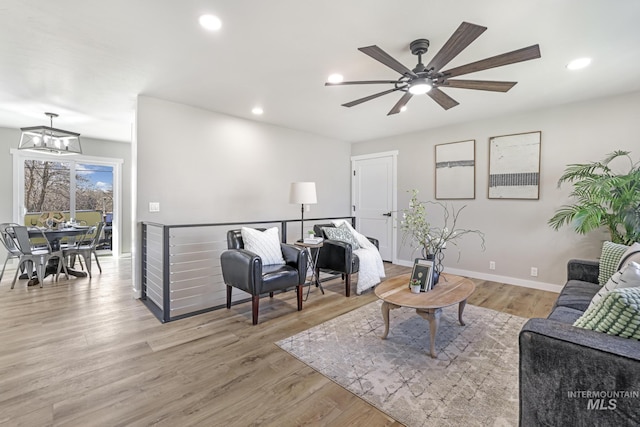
[332, 220, 386, 295]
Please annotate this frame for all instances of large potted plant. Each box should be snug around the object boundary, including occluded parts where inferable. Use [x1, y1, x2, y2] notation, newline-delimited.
[548, 150, 640, 245]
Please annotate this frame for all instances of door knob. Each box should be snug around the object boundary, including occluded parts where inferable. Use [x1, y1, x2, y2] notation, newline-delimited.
[382, 212, 392, 217]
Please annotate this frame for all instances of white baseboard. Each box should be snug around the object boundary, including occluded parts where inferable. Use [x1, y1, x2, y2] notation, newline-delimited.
[395, 259, 562, 293]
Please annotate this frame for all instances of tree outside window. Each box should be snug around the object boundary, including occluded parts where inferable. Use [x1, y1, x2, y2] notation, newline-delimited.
[24, 160, 70, 213]
[24, 160, 113, 215]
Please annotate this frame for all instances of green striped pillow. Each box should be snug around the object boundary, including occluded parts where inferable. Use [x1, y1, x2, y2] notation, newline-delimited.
[598, 241, 629, 285]
[574, 287, 640, 340]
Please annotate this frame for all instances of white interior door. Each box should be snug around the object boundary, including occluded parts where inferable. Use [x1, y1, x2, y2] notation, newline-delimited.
[351, 152, 397, 262]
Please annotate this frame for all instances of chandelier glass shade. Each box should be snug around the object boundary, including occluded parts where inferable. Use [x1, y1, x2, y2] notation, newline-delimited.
[19, 112, 82, 155]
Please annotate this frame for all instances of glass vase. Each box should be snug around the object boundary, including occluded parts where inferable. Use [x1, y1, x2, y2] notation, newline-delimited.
[422, 247, 442, 286]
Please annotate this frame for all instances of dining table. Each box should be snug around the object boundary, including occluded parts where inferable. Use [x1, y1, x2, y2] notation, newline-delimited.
[28, 226, 89, 251]
[22, 226, 91, 285]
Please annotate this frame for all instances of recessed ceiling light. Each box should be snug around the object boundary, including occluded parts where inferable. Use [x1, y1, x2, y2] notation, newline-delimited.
[252, 107, 263, 115]
[566, 57, 591, 70]
[400, 106, 407, 113]
[199, 14, 222, 31]
[327, 74, 343, 84]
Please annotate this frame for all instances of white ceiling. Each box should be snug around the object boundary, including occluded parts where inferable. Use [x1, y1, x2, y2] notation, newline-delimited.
[1, 0, 639, 143]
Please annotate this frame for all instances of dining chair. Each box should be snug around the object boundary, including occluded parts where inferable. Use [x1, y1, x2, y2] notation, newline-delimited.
[0, 223, 23, 283]
[63, 222, 104, 279]
[8, 225, 69, 288]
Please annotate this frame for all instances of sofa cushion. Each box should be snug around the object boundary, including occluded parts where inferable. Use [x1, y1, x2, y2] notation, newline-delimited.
[261, 264, 299, 292]
[590, 261, 640, 308]
[574, 287, 640, 340]
[598, 241, 629, 285]
[555, 280, 601, 312]
[547, 306, 584, 324]
[619, 242, 640, 269]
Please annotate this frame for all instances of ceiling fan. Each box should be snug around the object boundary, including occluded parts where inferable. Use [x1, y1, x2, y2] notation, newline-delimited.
[325, 22, 541, 115]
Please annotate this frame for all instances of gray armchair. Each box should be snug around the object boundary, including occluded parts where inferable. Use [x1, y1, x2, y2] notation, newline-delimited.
[220, 229, 308, 325]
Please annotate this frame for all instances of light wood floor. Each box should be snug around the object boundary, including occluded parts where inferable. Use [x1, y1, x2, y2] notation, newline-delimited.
[0, 258, 558, 426]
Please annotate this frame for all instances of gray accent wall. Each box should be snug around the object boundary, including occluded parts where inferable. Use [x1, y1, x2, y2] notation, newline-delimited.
[352, 91, 640, 287]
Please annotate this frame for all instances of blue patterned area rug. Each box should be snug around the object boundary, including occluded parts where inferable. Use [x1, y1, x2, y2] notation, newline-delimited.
[276, 301, 527, 427]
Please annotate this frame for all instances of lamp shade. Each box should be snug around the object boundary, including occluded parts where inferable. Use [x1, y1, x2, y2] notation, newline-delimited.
[289, 182, 317, 204]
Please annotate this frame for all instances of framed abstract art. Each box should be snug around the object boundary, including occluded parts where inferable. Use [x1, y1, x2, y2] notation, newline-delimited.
[488, 131, 541, 199]
[435, 139, 476, 199]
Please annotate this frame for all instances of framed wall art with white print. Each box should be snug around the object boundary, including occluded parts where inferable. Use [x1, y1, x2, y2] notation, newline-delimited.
[435, 139, 475, 199]
[488, 131, 541, 200]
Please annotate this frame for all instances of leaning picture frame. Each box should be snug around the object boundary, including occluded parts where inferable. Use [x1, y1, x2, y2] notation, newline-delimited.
[410, 258, 434, 292]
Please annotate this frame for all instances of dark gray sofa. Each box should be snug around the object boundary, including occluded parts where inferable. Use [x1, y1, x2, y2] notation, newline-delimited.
[519, 259, 640, 426]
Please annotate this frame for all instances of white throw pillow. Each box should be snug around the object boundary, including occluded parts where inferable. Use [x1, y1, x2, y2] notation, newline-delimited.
[241, 227, 285, 266]
[618, 242, 640, 270]
[590, 261, 640, 308]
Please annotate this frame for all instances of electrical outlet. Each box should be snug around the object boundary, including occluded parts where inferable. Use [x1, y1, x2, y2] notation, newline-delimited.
[531, 267, 538, 277]
[489, 261, 496, 270]
[149, 202, 160, 212]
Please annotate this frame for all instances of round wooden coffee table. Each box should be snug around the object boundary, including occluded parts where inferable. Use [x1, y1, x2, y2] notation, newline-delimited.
[374, 272, 476, 358]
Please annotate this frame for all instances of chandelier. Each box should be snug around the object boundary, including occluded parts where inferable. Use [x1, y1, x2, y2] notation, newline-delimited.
[19, 112, 82, 155]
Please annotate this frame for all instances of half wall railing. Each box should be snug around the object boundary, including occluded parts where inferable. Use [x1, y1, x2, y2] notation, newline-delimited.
[141, 216, 355, 322]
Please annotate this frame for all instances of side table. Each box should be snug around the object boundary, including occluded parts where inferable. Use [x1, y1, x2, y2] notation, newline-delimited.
[294, 240, 324, 299]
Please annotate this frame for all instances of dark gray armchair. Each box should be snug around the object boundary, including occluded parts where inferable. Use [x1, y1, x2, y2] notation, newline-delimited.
[313, 223, 379, 297]
[220, 229, 308, 325]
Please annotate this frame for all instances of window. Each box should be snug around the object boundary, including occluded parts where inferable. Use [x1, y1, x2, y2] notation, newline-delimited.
[75, 163, 114, 215]
[12, 150, 123, 256]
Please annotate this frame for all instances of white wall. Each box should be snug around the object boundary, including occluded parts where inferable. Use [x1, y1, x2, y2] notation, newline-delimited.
[135, 96, 351, 225]
[0, 126, 133, 253]
[352, 91, 640, 289]
[133, 96, 352, 295]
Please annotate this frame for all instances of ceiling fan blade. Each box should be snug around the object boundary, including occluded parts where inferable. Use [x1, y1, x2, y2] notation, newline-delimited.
[342, 87, 403, 107]
[427, 88, 459, 110]
[325, 80, 399, 86]
[442, 44, 541, 78]
[359, 45, 417, 77]
[426, 22, 487, 72]
[443, 79, 517, 92]
[387, 92, 413, 115]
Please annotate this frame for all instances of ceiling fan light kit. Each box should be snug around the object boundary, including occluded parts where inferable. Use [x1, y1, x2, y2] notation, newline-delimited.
[326, 22, 541, 115]
[408, 78, 432, 95]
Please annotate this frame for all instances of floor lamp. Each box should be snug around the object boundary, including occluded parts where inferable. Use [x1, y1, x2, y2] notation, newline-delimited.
[289, 182, 317, 241]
